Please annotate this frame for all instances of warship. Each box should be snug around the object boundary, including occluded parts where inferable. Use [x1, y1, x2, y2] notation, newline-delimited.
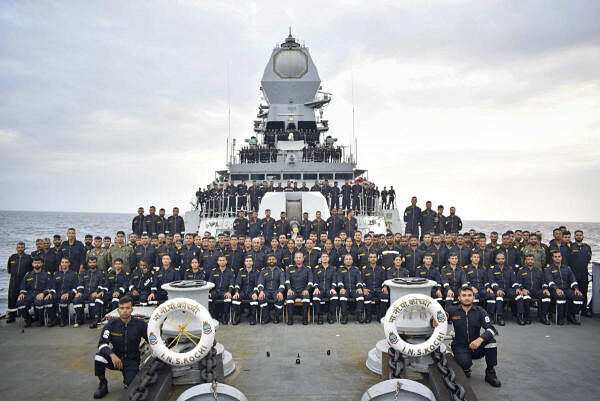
[1, 32, 599, 401]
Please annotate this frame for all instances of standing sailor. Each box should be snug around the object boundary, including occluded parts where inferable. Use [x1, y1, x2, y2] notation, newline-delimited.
[167, 207, 185, 237]
[403, 196, 421, 238]
[131, 207, 145, 236]
[6, 241, 32, 323]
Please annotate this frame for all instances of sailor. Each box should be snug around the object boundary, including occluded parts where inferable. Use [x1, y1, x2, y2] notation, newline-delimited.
[403, 236, 424, 276]
[493, 233, 521, 272]
[312, 210, 328, 239]
[304, 239, 321, 269]
[133, 234, 157, 270]
[518, 254, 551, 325]
[463, 253, 493, 312]
[471, 236, 494, 268]
[299, 212, 311, 240]
[451, 234, 472, 267]
[148, 255, 179, 305]
[46, 257, 78, 327]
[31, 239, 43, 259]
[487, 253, 522, 326]
[178, 233, 200, 271]
[419, 201, 436, 238]
[108, 231, 134, 273]
[432, 205, 445, 235]
[131, 207, 145, 236]
[227, 181, 237, 215]
[414, 254, 442, 303]
[520, 233, 546, 270]
[167, 207, 185, 236]
[440, 286, 501, 387]
[102, 258, 130, 314]
[231, 256, 260, 325]
[87, 236, 109, 273]
[351, 181, 361, 212]
[311, 252, 338, 324]
[84, 235, 94, 253]
[127, 259, 155, 306]
[326, 209, 341, 240]
[248, 211, 262, 238]
[339, 237, 358, 266]
[74, 256, 105, 328]
[208, 255, 235, 324]
[403, 196, 421, 237]
[183, 257, 207, 281]
[93, 296, 148, 399]
[257, 255, 285, 324]
[16, 257, 51, 327]
[276, 211, 291, 238]
[440, 253, 467, 309]
[486, 232, 500, 251]
[155, 234, 180, 269]
[285, 252, 313, 325]
[233, 210, 249, 237]
[568, 230, 592, 316]
[227, 235, 244, 271]
[237, 180, 248, 211]
[545, 250, 583, 325]
[337, 254, 365, 324]
[380, 233, 401, 269]
[6, 241, 33, 323]
[248, 180, 260, 211]
[330, 181, 341, 209]
[202, 237, 223, 272]
[361, 252, 389, 322]
[261, 209, 276, 243]
[341, 179, 352, 210]
[444, 206, 463, 234]
[343, 209, 358, 238]
[60, 227, 86, 274]
[387, 186, 396, 209]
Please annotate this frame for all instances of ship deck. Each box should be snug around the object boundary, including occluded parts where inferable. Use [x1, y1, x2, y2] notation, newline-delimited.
[1, 316, 598, 401]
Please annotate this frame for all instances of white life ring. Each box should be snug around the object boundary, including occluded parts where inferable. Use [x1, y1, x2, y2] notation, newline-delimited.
[383, 293, 448, 357]
[147, 298, 216, 366]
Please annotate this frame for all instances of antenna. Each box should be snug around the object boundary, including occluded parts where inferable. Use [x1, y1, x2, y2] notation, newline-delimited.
[351, 68, 356, 163]
[227, 61, 231, 164]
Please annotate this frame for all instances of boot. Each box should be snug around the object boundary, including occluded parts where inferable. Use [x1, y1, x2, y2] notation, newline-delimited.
[340, 313, 348, 325]
[540, 314, 551, 325]
[524, 313, 532, 325]
[272, 310, 281, 324]
[583, 308, 593, 317]
[517, 313, 526, 326]
[46, 311, 58, 327]
[317, 313, 324, 325]
[249, 307, 257, 325]
[89, 317, 99, 329]
[76, 308, 84, 326]
[496, 315, 505, 326]
[357, 311, 365, 324]
[35, 310, 45, 327]
[485, 368, 501, 387]
[286, 304, 294, 325]
[364, 305, 372, 323]
[260, 308, 270, 324]
[557, 315, 565, 325]
[59, 308, 68, 327]
[93, 377, 108, 399]
[6, 312, 16, 323]
[327, 312, 335, 324]
[568, 314, 581, 325]
[23, 311, 32, 328]
[231, 307, 239, 325]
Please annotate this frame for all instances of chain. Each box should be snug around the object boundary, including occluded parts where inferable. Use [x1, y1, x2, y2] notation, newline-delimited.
[432, 350, 466, 401]
[393, 380, 402, 401]
[211, 380, 219, 401]
[387, 347, 404, 379]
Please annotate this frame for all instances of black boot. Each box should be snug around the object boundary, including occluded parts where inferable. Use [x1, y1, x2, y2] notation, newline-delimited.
[36, 310, 45, 327]
[76, 308, 84, 326]
[496, 315, 505, 326]
[287, 304, 294, 325]
[340, 313, 348, 325]
[583, 308, 593, 317]
[357, 311, 365, 324]
[568, 314, 581, 325]
[59, 308, 68, 327]
[364, 305, 372, 323]
[260, 308, 270, 324]
[93, 377, 108, 399]
[249, 307, 257, 325]
[46, 312, 58, 327]
[517, 313, 525, 326]
[231, 307, 239, 325]
[327, 312, 335, 324]
[6, 312, 16, 323]
[540, 314, 551, 325]
[557, 315, 565, 325]
[317, 313, 324, 325]
[485, 368, 501, 387]
[89, 316, 99, 329]
[524, 313, 532, 325]
[23, 312, 32, 328]
[272, 310, 281, 324]
[302, 308, 308, 325]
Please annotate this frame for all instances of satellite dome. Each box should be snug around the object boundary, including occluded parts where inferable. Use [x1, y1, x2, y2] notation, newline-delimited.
[273, 49, 308, 79]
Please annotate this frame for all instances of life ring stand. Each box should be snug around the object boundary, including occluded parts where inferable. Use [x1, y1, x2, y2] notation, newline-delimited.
[147, 298, 216, 366]
[383, 293, 448, 357]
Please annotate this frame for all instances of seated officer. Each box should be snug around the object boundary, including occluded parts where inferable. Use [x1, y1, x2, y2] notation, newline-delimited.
[441, 286, 501, 387]
[463, 253, 494, 312]
[518, 254, 551, 325]
[46, 257, 78, 327]
[93, 296, 147, 399]
[232, 256, 260, 325]
[285, 252, 313, 325]
[386, 255, 409, 279]
[103, 258, 130, 313]
[440, 253, 467, 309]
[182, 257, 206, 281]
[74, 256, 105, 328]
[257, 254, 285, 324]
[487, 253, 522, 326]
[545, 250, 584, 325]
[414, 253, 442, 303]
[147, 255, 179, 305]
[311, 252, 338, 324]
[361, 251, 388, 322]
[338, 254, 365, 324]
[127, 259, 154, 306]
[208, 255, 235, 324]
[16, 256, 51, 327]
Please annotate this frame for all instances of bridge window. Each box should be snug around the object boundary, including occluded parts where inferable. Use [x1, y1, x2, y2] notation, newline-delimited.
[266, 173, 281, 180]
[319, 173, 333, 179]
[303, 173, 317, 180]
[250, 174, 265, 181]
[231, 174, 249, 181]
[335, 173, 353, 180]
[283, 173, 301, 180]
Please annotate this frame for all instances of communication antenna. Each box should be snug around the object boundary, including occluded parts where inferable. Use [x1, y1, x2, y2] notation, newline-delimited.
[351, 68, 357, 164]
[227, 61, 231, 163]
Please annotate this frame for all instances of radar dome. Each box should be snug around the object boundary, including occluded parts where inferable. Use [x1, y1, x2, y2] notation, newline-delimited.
[273, 50, 308, 79]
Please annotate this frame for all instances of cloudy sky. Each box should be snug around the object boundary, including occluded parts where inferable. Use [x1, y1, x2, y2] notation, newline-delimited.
[1, 0, 599, 221]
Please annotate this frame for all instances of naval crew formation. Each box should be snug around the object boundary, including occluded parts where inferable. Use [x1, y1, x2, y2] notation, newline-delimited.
[194, 179, 397, 218]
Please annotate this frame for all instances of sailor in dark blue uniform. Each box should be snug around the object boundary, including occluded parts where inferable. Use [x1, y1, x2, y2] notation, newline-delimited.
[178, 234, 200, 271]
[131, 207, 145, 236]
[330, 181, 341, 209]
[233, 210, 249, 237]
[261, 209, 276, 243]
[285, 252, 313, 325]
[493, 233, 521, 272]
[133, 234, 157, 269]
[463, 253, 493, 313]
[341, 180, 352, 210]
[337, 254, 365, 324]
[442, 286, 501, 387]
[444, 206, 462, 234]
[144, 206, 160, 236]
[148, 255, 179, 305]
[155, 235, 180, 269]
[231, 255, 260, 325]
[60, 228, 86, 273]
[440, 253, 467, 309]
[237, 180, 248, 211]
[167, 207, 185, 236]
[102, 258, 130, 314]
[487, 253, 522, 326]
[257, 255, 285, 324]
[208, 255, 235, 324]
[183, 257, 207, 281]
[568, 230, 592, 316]
[518, 254, 551, 325]
[46, 257, 79, 327]
[387, 255, 409, 279]
[419, 201, 436, 239]
[127, 259, 155, 306]
[545, 250, 584, 325]
[74, 256, 105, 327]
[311, 252, 338, 324]
[93, 296, 148, 398]
[379, 234, 401, 269]
[16, 257, 51, 327]
[414, 253, 442, 303]
[403, 196, 421, 237]
[361, 252, 389, 322]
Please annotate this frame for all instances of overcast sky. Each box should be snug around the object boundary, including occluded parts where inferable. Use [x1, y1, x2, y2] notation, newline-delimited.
[1, 0, 599, 221]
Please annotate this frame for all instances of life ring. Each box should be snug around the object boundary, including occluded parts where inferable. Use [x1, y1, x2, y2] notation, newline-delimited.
[147, 298, 216, 366]
[383, 293, 448, 357]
